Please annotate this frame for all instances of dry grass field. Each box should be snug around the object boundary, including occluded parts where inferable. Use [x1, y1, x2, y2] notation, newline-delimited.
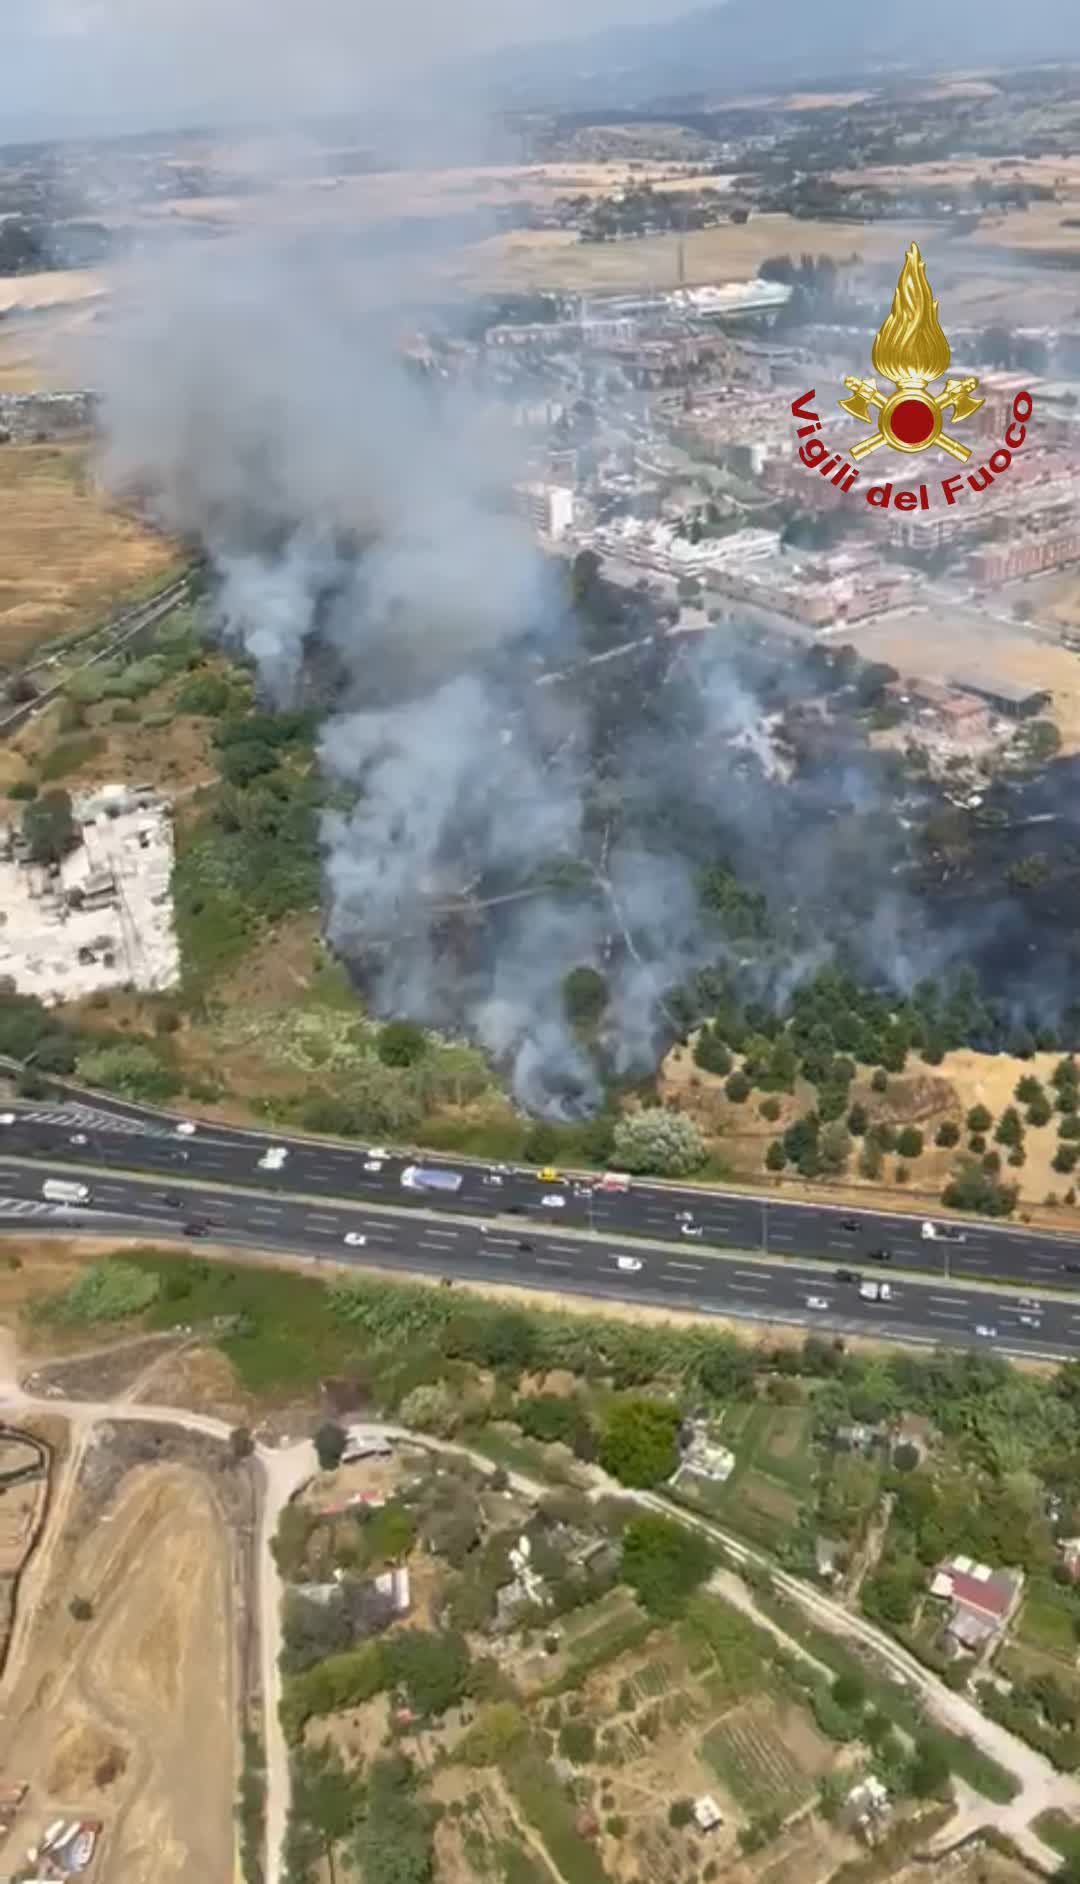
[0, 269, 107, 316]
[0, 444, 181, 665]
[438, 214, 924, 295]
[0, 1460, 234, 1884]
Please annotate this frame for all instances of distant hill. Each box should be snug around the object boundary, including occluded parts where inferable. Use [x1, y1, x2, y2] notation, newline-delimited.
[475, 0, 1080, 109]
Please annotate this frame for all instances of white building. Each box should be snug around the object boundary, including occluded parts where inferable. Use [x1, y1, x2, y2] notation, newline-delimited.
[584, 517, 780, 579]
[516, 481, 576, 541]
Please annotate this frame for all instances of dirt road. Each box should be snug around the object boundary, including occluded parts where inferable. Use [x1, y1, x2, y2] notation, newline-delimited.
[4, 1331, 1080, 1879]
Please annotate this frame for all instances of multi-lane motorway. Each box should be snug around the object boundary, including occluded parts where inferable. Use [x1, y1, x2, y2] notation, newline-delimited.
[3, 1088, 1080, 1357]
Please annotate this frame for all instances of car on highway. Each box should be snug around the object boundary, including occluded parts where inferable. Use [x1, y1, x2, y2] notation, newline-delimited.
[483, 1173, 503, 1187]
[175, 1121, 197, 1137]
[69, 1132, 89, 1146]
[572, 1184, 592, 1198]
[517, 1239, 534, 1253]
[675, 1210, 694, 1223]
[183, 1220, 208, 1237]
[343, 1232, 368, 1247]
[367, 1147, 390, 1161]
[505, 1204, 526, 1216]
[0, 1113, 15, 1126]
[1019, 1296, 1040, 1310]
[1067, 1263, 1080, 1275]
[680, 1224, 704, 1239]
[615, 1255, 643, 1273]
[867, 1247, 892, 1263]
[836, 1269, 861, 1285]
[541, 1194, 566, 1208]
[363, 1159, 384, 1173]
[806, 1296, 830, 1311]
[975, 1324, 998, 1338]
[921, 1221, 966, 1242]
[839, 1218, 860, 1232]
[258, 1146, 288, 1171]
[160, 1192, 181, 1207]
[536, 1167, 565, 1183]
[1018, 1313, 1041, 1329]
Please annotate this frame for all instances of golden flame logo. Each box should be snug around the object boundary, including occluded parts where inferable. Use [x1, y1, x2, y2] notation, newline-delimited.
[840, 241, 983, 463]
[871, 243, 951, 386]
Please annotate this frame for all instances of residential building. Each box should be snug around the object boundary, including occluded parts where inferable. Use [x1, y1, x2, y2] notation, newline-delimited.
[930, 1555, 1023, 1655]
[516, 481, 576, 541]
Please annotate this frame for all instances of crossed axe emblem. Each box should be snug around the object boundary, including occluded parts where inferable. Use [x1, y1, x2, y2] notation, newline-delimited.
[840, 375, 985, 463]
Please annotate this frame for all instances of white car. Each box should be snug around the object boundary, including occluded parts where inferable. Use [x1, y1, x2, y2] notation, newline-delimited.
[258, 1146, 288, 1171]
[343, 1231, 368, 1248]
[975, 1324, 997, 1338]
[615, 1255, 643, 1273]
[70, 1133, 88, 1146]
[490, 1163, 511, 1175]
[363, 1159, 384, 1174]
[1018, 1313, 1041, 1329]
[806, 1296, 830, 1311]
[541, 1194, 566, 1208]
[921, 1220, 966, 1243]
[0, 1113, 15, 1126]
[175, 1121, 197, 1137]
[675, 1210, 694, 1223]
[1019, 1296, 1039, 1310]
[367, 1147, 389, 1161]
[483, 1173, 504, 1187]
[681, 1224, 704, 1239]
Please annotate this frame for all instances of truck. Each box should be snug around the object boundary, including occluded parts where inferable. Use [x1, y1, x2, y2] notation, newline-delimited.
[597, 1172, 632, 1193]
[42, 1178, 90, 1205]
[400, 1164, 463, 1195]
[859, 1279, 891, 1303]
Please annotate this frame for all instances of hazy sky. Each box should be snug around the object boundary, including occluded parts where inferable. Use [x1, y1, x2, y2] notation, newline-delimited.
[4, 0, 698, 137]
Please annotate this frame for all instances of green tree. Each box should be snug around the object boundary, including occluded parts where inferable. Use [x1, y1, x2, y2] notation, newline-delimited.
[935, 1121, 961, 1148]
[377, 1021, 427, 1067]
[288, 1741, 364, 1884]
[693, 1026, 732, 1077]
[558, 1719, 596, 1763]
[897, 1126, 924, 1160]
[314, 1422, 347, 1471]
[562, 965, 609, 1029]
[351, 1756, 434, 1884]
[725, 1071, 751, 1104]
[600, 1397, 681, 1488]
[22, 788, 77, 864]
[621, 1514, 712, 1616]
[967, 1103, 993, 1134]
[995, 1106, 1024, 1149]
[612, 1109, 706, 1178]
[871, 1069, 889, 1094]
[847, 1103, 869, 1136]
[908, 1732, 951, 1799]
[382, 1630, 470, 1718]
[765, 1140, 787, 1172]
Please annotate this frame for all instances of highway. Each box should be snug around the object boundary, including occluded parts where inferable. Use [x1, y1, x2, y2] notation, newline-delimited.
[3, 1089, 1080, 1298]
[1, 1144, 1079, 1362]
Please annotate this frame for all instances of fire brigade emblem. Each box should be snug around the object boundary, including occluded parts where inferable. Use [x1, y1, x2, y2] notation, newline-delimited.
[840, 242, 983, 464]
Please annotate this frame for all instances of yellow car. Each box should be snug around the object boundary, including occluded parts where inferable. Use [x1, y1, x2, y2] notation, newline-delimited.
[536, 1167, 565, 1183]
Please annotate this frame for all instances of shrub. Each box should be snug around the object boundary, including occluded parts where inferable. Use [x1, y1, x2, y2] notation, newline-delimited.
[765, 1140, 786, 1172]
[847, 1103, 868, 1136]
[669, 1800, 694, 1829]
[41, 1260, 161, 1324]
[600, 1397, 681, 1488]
[558, 1720, 595, 1763]
[377, 1020, 428, 1068]
[724, 1071, 751, 1104]
[967, 1103, 993, 1134]
[896, 1126, 923, 1159]
[621, 1513, 711, 1617]
[759, 1095, 781, 1122]
[693, 1027, 732, 1077]
[935, 1121, 961, 1148]
[612, 1109, 706, 1178]
[871, 1069, 888, 1094]
[314, 1421, 347, 1470]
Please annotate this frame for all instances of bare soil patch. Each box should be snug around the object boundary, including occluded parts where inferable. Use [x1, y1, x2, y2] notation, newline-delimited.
[0, 1455, 236, 1884]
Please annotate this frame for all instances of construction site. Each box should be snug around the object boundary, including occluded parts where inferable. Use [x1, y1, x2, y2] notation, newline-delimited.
[0, 785, 179, 1005]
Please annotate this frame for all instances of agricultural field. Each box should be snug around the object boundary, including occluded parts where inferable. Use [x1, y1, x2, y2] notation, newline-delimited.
[0, 442, 181, 667]
[702, 1697, 819, 1817]
[0, 1446, 238, 1884]
[674, 1402, 818, 1551]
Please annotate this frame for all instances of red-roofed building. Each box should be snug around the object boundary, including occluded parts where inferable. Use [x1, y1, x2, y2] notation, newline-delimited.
[930, 1556, 1023, 1657]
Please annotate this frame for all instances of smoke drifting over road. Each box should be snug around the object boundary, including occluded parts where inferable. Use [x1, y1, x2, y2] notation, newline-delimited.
[32, 10, 1077, 1112]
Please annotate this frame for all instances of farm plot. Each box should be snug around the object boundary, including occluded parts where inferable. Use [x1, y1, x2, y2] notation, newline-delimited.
[703, 1698, 816, 1818]
[677, 1403, 817, 1549]
[1015, 1581, 1080, 1662]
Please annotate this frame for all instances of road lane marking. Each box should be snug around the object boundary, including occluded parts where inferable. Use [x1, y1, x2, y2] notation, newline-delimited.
[536, 1257, 571, 1269]
[667, 1261, 704, 1273]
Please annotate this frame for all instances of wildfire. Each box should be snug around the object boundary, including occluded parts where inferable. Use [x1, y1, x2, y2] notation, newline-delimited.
[871, 242, 951, 388]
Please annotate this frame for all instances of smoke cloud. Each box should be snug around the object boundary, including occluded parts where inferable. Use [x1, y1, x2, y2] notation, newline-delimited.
[16, 1, 1072, 1113]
